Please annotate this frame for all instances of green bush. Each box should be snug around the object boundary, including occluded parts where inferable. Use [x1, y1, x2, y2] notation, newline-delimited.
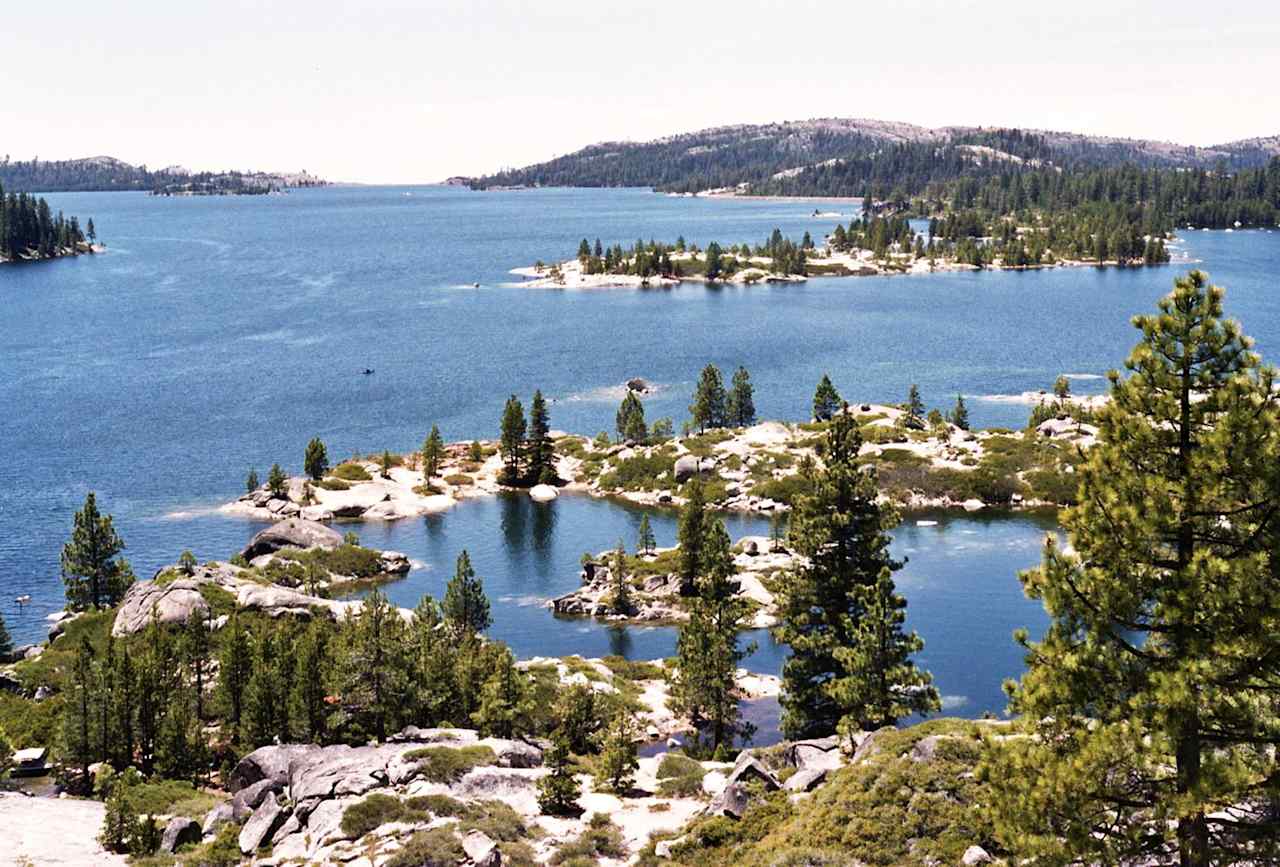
[656, 752, 707, 797]
[598, 451, 677, 492]
[331, 463, 373, 482]
[751, 474, 811, 505]
[128, 780, 219, 818]
[386, 827, 464, 867]
[403, 745, 497, 782]
[459, 799, 529, 842]
[279, 544, 382, 580]
[444, 473, 473, 486]
[317, 478, 350, 491]
[341, 793, 414, 838]
[404, 793, 468, 817]
[550, 813, 626, 864]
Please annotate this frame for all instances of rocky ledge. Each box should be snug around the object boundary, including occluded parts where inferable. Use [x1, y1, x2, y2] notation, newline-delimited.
[111, 519, 412, 636]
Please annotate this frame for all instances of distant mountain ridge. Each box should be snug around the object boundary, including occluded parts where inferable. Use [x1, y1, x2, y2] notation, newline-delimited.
[0, 155, 327, 193]
[466, 118, 1280, 196]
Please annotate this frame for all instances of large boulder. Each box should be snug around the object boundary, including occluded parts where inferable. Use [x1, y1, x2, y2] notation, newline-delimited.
[112, 577, 210, 637]
[231, 778, 282, 820]
[706, 782, 750, 819]
[783, 767, 827, 792]
[202, 802, 234, 836]
[240, 518, 343, 561]
[228, 744, 323, 792]
[463, 830, 501, 867]
[725, 751, 780, 790]
[674, 455, 714, 482]
[529, 484, 558, 502]
[784, 736, 844, 772]
[160, 816, 201, 853]
[962, 845, 993, 865]
[312, 487, 390, 518]
[239, 793, 285, 855]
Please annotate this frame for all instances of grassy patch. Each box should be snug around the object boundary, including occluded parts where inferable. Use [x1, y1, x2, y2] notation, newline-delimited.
[403, 744, 497, 782]
[317, 477, 350, 491]
[550, 813, 627, 865]
[198, 583, 237, 616]
[750, 474, 810, 505]
[341, 793, 418, 838]
[277, 544, 383, 580]
[387, 827, 464, 867]
[662, 719, 996, 867]
[657, 753, 707, 797]
[599, 655, 665, 682]
[682, 431, 734, 458]
[598, 449, 677, 492]
[331, 463, 373, 482]
[444, 473, 473, 486]
[129, 780, 219, 818]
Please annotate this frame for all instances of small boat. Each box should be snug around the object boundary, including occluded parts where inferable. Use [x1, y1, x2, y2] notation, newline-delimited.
[472, 282, 480, 288]
[360, 368, 375, 376]
[15, 594, 31, 605]
[11, 747, 50, 778]
[916, 520, 938, 527]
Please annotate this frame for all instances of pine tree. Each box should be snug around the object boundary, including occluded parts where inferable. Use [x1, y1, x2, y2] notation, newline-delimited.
[828, 571, 938, 744]
[0, 610, 11, 659]
[772, 409, 915, 739]
[906, 384, 924, 422]
[245, 626, 283, 748]
[553, 683, 601, 755]
[812, 374, 842, 422]
[61, 635, 97, 788]
[471, 647, 534, 738]
[989, 272, 1280, 867]
[245, 468, 259, 493]
[338, 588, 408, 742]
[179, 611, 211, 722]
[291, 619, 331, 744]
[442, 550, 492, 636]
[157, 680, 202, 782]
[636, 514, 655, 555]
[610, 540, 631, 614]
[528, 390, 555, 484]
[537, 733, 581, 816]
[769, 512, 786, 553]
[669, 518, 753, 756]
[61, 492, 134, 610]
[421, 425, 445, 481]
[594, 711, 639, 794]
[616, 391, 647, 443]
[111, 644, 136, 770]
[134, 618, 175, 776]
[689, 364, 728, 432]
[499, 395, 527, 484]
[676, 481, 708, 594]
[727, 366, 756, 427]
[304, 437, 329, 481]
[407, 594, 458, 726]
[267, 463, 288, 497]
[949, 394, 969, 430]
[218, 611, 253, 739]
[1052, 374, 1071, 399]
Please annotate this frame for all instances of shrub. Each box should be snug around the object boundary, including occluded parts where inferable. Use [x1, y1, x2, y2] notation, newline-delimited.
[444, 474, 473, 486]
[341, 793, 410, 838]
[331, 463, 373, 482]
[597, 451, 677, 491]
[550, 813, 626, 864]
[656, 752, 707, 797]
[403, 745, 497, 782]
[317, 478, 350, 491]
[386, 827, 464, 867]
[404, 793, 468, 817]
[751, 474, 811, 505]
[128, 780, 218, 818]
[460, 799, 529, 842]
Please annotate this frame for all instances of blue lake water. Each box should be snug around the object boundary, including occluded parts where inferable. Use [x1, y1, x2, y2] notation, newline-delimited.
[3, 185, 1278, 723]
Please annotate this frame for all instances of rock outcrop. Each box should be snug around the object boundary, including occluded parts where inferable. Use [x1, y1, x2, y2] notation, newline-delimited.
[240, 518, 343, 560]
[160, 816, 201, 853]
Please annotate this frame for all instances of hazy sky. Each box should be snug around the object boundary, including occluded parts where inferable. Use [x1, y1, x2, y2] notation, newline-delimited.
[4, 0, 1277, 183]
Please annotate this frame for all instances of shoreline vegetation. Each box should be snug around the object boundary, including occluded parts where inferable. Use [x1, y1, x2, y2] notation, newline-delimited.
[512, 206, 1175, 289]
[0, 183, 100, 264]
[223, 371, 1097, 527]
[0, 154, 327, 195]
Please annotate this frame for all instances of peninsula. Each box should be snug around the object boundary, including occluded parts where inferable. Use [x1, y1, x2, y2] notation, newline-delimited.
[0, 183, 100, 264]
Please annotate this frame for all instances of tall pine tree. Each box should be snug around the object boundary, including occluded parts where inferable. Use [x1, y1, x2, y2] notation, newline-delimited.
[61, 492, 134, 610]
[989, 272, 1280, 867]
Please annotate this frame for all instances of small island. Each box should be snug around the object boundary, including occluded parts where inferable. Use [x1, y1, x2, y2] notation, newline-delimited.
[0, 183, 100, 264]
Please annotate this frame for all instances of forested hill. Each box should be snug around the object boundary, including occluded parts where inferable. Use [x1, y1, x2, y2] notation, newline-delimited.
[0, 156, 327, 193]
[465, 118, 1280, 196]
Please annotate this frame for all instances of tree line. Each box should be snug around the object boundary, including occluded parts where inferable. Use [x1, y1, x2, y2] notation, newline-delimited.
[568, 228, 811, 280]
[0, 182, 95, 261]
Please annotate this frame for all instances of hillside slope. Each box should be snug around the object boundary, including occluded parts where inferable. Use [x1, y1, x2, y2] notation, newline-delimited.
[467, 118, 1279, 196]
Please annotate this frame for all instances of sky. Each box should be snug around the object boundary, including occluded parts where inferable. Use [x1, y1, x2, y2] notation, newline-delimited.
[3, 0, 1278, 184]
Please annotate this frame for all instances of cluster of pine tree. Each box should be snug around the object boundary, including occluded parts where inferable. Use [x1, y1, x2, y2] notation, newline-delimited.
[499, 391, 557, 486]
[688, 363, 756, 432]
[570, 227, 808, 281]
[0, 182, 95, 261]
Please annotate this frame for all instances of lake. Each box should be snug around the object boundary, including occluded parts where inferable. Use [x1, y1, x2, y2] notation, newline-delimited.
[3, 185, 1278, 726]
